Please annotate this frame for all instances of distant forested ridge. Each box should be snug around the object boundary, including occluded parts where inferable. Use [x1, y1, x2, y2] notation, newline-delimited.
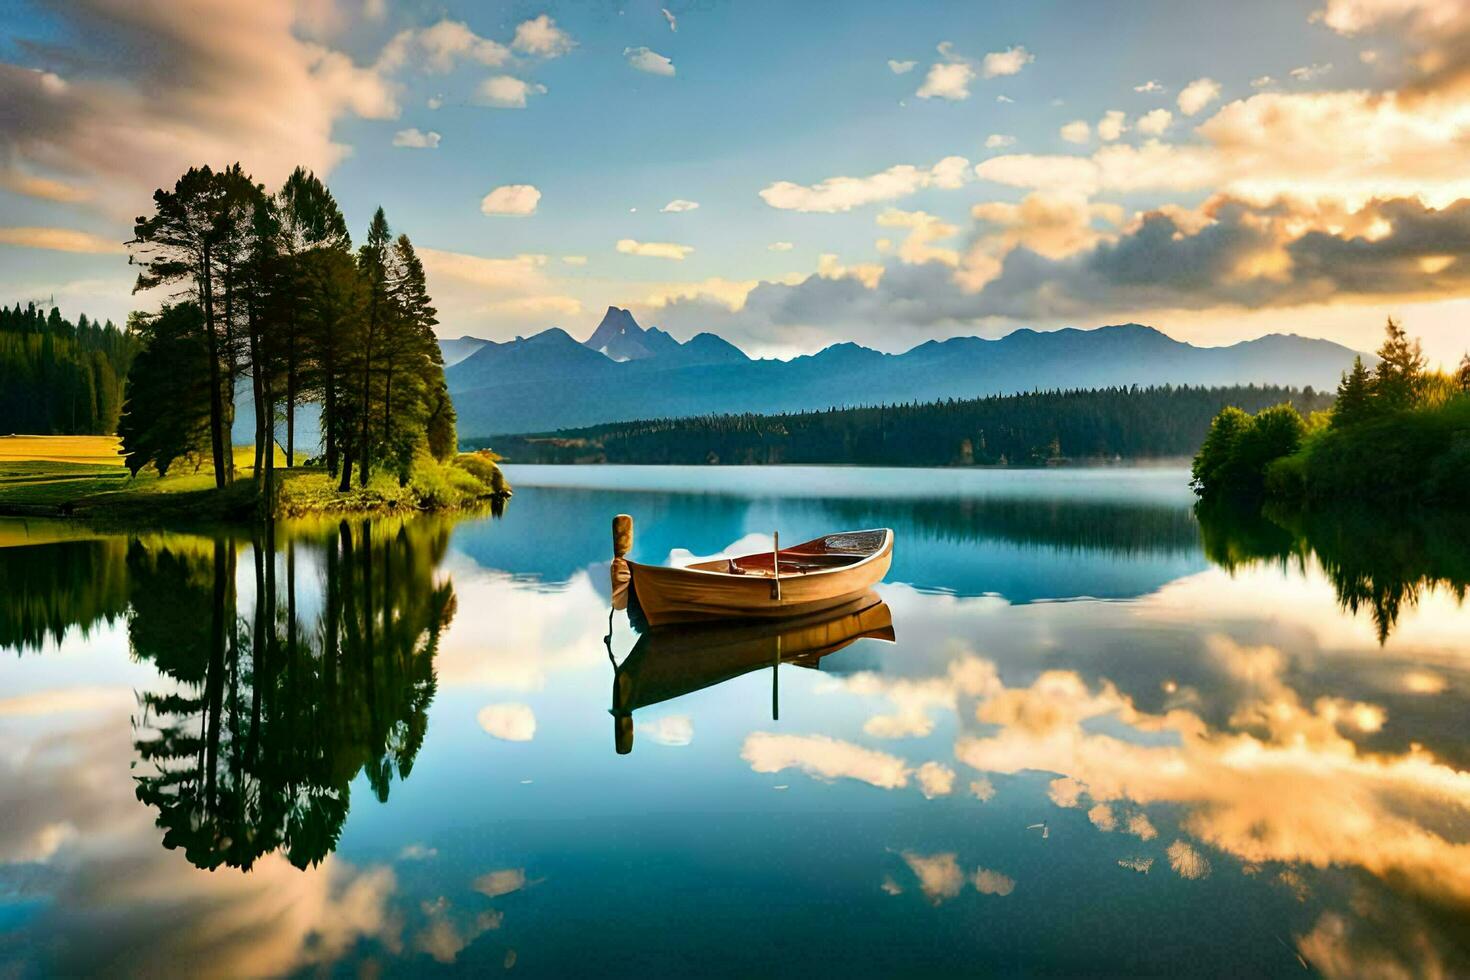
[0, 303, 136, 434]
[484, 384, 1333, 466]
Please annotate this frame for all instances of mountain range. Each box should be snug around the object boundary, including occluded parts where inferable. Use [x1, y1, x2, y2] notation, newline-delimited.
[442, 306, 1363, 438]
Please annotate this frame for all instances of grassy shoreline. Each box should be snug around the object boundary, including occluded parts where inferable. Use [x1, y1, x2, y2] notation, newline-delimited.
[0, 435, 509, 527]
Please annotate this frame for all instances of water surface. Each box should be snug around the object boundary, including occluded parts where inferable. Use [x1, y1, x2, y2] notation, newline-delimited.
[2, 466, 1467, 977]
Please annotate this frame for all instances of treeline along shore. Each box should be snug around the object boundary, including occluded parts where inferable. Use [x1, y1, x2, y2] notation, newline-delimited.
[1193, 319, 1470, 505]
[0, 162, 508, 523]
[478, 385, 1333, 466]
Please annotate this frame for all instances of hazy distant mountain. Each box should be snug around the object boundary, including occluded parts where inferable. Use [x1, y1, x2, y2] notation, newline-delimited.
[439, 335, 489, 367]
[446, 314, 1365, 439]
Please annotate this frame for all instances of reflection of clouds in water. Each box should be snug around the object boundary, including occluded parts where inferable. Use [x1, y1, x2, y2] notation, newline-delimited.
[1166, 840, 1211, 880]
[0, 706, 399, 977]
[1048, 776, 1086, 808]
[880, 875, 904, 895]
[953, 649, 1470, 918]
[415, 897, 502, 964]
[0, 685, 135, 718]
[435, 558, 609, 692]
[969, 777, 996, 802]
[473, 868, 528, 899]
[399, 843, 438, 861]
[1117, 856, 1153, 874]
[836, 656, 1002, 739]
[1402, 669, 1448, 694]
[915, 761, 955, 798]
[742, 733, 910, 789]
[638, 714, 693, 746]
[973, 867, 1016, 896]
[477, 703, 537, 741]
[901, 852, 965, 904]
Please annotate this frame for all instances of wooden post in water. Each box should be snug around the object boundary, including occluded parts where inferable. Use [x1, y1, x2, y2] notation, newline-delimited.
[772, 633, 781, 721]
[611, 514, 634, 610]
[770, 530, 781, 602]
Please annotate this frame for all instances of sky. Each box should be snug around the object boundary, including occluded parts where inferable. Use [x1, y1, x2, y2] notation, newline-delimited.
[2, 0, 1470, 363]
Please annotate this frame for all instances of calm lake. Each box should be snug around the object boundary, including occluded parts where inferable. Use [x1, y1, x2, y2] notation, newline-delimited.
[2, 465, 1467, 977]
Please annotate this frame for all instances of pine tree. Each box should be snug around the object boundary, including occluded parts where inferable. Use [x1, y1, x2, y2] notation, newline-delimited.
[1331, 356, 1373, 429]
[1371, 316, 1425, 411]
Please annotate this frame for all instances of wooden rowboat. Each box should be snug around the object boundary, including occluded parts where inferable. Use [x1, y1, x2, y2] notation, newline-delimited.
[614, 522, 893, 627]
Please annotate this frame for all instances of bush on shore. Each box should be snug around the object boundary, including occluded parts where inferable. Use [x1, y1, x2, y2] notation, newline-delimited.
[1192, 318, 1470, 505]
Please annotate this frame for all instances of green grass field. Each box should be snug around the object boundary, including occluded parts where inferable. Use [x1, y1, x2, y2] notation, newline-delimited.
[0, 435, 508, 524]
[0, 435, 305, 521]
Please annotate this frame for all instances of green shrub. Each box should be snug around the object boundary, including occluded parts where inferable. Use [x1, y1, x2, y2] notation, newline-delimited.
[1192, 402, 1304, 498]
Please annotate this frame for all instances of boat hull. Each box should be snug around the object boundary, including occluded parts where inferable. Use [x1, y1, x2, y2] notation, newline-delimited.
[627, 529, 893, 626]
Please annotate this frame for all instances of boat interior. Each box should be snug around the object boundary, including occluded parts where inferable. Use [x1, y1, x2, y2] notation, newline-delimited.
[684, 530, 887, 577]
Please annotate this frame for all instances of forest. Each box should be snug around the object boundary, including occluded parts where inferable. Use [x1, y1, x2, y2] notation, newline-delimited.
[122, 163, 464, 502]
[0, 303, 136, 435]
[484, 384, 1335, 466]
[1192, 319, 1470, 504]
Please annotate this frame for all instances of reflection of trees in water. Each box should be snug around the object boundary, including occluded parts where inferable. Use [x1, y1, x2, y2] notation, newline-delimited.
[131, 519, 455, 871]
[1198, 502, 1470, 642]
[0, 538, 130, 652]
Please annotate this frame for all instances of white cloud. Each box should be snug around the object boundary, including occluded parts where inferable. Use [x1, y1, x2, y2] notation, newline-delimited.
[1178, 77, 1222, 115]
[970, 777, 996, 801]
[476, 703, 536, 741]
[480, 184, 540, 216]
[1134, 79, 1164, 93]
[0, 227, 124, 254]
[917, 61, 975, 100]
[1252, 75, 1276, 87]
[660, 199, 699, 212]
[1097, 110, 1128, 141]
[625, 46, 675, 76]
[1060, 119, 1091, 143]
[426, 94, 443, 109]
[512, 15, 575, 57]
[637, 715, 693, 746]
[996, 94, 1014, 103]
[768, 241, 794, 251]
[1136, 108, 1173, 135]
[888, 59, 917, 74]
[759, 156, 970, 212]
[617, 238, 694, 260]
[392, 127, 440, 148]
[1290, 62, 1334, 81]
[876, 208, 960, 266]
[985, 133, 1016, 149]
[478, 75, 546, 108]
[562, 254, 588, 265]
[0, 1, 398, 214]
[378, 19, 509, 73]
[662, 7, 677, 32]
[983, 45, 1034, 77]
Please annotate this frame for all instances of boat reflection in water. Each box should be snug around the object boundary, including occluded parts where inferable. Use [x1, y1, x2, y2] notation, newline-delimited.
[609, 591, 895, 754]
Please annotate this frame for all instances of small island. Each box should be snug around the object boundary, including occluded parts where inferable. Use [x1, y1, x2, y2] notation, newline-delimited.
[1192, 318, 1470, 505]
[0, 163, 508, 525]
